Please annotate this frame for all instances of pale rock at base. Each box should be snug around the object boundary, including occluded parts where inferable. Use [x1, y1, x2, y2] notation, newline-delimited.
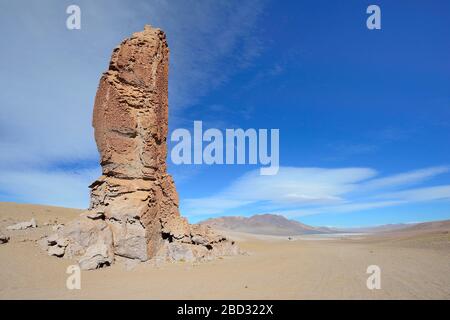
[7, 218, 37, 231]
[42, 214, 114, 270]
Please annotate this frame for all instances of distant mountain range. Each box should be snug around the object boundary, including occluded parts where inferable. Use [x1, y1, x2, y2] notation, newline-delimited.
[199, 214, 335, 236]
[200, 214, 450, 236]
[337, 223, 413, 233]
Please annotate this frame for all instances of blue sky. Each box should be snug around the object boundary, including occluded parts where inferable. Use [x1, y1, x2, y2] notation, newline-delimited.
[0, 0, 449, 227]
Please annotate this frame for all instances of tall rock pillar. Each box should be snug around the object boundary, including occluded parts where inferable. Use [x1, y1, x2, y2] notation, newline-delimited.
[42, 26, 238, 269]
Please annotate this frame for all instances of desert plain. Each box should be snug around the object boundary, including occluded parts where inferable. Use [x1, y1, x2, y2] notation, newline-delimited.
[0, 202, 449, 299]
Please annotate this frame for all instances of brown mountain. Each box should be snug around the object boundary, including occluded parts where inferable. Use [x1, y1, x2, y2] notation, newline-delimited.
[338, 220, 450, 234]
[387, 219, 450, 233]
[199, 214, 334, 236]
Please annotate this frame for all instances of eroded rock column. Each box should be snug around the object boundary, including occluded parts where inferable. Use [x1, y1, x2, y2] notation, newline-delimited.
[42, 26, 238, 269]
[88, 25, 188, 261]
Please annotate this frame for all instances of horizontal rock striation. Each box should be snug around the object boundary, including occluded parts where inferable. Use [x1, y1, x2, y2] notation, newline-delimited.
[42, 25, 239, 269]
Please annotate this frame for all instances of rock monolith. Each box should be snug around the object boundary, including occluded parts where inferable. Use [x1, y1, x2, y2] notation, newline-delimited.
[42, 25, 238, 269]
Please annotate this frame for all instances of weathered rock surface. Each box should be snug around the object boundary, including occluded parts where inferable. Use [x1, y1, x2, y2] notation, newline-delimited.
[40, 213, 114, 269]
[7, 218, 37, 230]
[42, 25, 239, 269]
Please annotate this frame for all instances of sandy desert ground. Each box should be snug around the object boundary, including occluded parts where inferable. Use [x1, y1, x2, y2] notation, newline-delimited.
[0, 202, 449, 299]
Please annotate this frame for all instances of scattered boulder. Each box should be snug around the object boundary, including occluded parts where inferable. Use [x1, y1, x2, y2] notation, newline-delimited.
[41, 215, 114, 270]
[7, 218, 37, 230]
[0, 230, 9, 244]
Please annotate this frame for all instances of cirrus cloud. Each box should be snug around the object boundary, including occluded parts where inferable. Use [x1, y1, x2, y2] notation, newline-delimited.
[181, 165, 450, 218]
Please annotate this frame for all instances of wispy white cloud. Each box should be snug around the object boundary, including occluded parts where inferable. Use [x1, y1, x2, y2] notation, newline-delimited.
[182, 167, 377, 215]
[226, 167, 376, 204]
[181, 166, 450, 217]
[360, 166, 449, 191]
[275, 200, 407, 218]
[378, 185, 450, 202]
